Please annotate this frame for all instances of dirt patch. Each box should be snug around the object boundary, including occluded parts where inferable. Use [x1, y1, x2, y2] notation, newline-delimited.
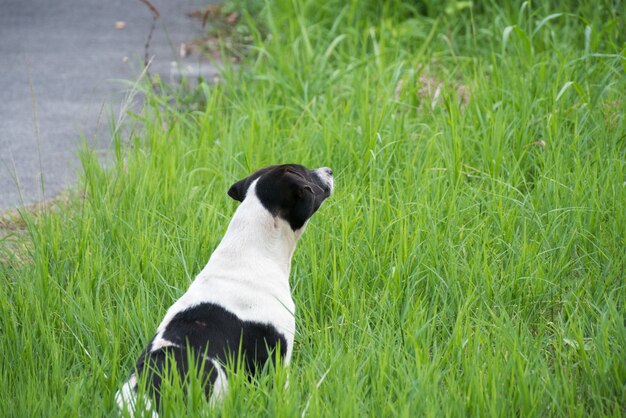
[0, 208, 32, 269]
[0, 192, 71, 269]
[395, 70, 470, 109]
[182, 3, 255, 64]
[602, 99, 622, 130]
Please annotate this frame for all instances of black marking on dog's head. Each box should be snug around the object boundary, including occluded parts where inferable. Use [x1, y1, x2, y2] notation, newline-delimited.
[228, 164, 332, 230]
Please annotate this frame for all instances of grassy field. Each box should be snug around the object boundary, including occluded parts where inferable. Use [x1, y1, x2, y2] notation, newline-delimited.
[1, 0, 625, 416]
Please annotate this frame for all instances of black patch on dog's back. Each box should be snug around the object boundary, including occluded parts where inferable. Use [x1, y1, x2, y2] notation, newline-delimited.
[160, 302, 287, 369]
[134, 303, 287, 408]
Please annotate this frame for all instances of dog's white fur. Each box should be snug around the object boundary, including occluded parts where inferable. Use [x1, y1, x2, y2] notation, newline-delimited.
[116, 168, 333, 415]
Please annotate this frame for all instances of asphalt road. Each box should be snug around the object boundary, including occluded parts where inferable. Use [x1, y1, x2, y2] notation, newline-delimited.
[0, 0, 217, 210]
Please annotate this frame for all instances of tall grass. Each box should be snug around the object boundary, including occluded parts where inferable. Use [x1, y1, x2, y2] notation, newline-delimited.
[1, 0, 625, 416]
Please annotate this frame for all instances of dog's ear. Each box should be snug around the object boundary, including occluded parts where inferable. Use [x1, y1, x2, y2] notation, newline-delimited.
[228, 166, 276, 202]
[227, 178, 248, 202]
[295, 183, 314, 198]
[288, 181, 316, 230]
[282, 170, 314, 202]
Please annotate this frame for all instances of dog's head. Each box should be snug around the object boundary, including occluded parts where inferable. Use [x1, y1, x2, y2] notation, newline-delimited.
[228, 164, 334, 230]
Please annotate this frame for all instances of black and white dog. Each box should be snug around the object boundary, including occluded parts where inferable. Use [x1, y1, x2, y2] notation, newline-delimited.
[116, 164, 333, 415]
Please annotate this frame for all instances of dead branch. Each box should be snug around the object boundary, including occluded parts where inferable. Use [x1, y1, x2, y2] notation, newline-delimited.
[138, 0, 160, 76]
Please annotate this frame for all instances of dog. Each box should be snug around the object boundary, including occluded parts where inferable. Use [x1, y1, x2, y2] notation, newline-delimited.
[116, 164, 334, 416]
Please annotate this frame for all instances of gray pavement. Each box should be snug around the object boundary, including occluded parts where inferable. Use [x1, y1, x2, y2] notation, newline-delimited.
[0, 0, 218, 210]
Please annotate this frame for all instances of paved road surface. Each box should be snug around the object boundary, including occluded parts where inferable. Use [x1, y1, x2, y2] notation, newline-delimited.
[0, 0, 217, 210]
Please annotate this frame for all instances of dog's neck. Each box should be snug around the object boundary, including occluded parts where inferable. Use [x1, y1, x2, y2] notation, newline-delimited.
[211, 184, 305, 276]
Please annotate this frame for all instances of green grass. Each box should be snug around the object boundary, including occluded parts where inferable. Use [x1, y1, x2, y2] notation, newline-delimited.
[1, 0, 625, 416]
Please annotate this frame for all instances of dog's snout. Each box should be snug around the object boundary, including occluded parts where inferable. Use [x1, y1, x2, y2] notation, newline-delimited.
[319, 167, 333, 177]
[314, 167, 334, 196]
